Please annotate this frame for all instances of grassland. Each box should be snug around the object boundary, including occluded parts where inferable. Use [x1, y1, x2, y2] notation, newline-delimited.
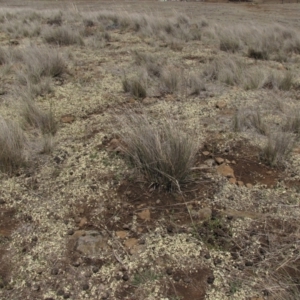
[0, 1, 299, 300]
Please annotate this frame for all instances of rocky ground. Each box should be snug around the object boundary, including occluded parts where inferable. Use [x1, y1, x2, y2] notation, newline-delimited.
[0, 1, 300, 300]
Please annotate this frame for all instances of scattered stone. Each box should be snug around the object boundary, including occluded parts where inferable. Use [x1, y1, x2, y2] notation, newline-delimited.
[231, 160, 236, 164]
[173, 275, 180, 282]
[50, 268, 59, 275]
[92, 266, 100, 273]
[60, 114, 75, 124]
[207, 275, 215, 284]
[237, 181, 244, 187]
[166, 268, 173, 275]
[116, 231, 128, 239]
[82, 283, 89, 291]
[167, 225, 173, 233]
[63, 293, 70, 299]
[204, 253, 211, 259]
[0, 199, 5, 205]
[31, 236, 38, 242]
[214, 258, 222, 265]
[245, 260, 253, 267]
[204, 159, 215, 167]
[137, 209, 150, 221]
[78, 217, 88, 228]
[122, 274, 129, 281]
[229, 178, 237, 184]
[246, 183, 253, 188]
[67, 229, 74, 235]
[72, 260, 81, 267]
[216, 100, 227, 109]
[202, 151, 210, 156]
[266, 171, 272, 175]
[215, 157, 224, 165]
[217, 164, 235, 178]
[76, 230, 109, 257]
[124, 238, 138, 250]
[122, 224, 130, 230]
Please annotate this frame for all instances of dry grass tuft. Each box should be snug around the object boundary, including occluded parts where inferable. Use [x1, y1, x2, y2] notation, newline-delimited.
[122, 77, 147, 99]
[20, 95, 57, 136]
[0, 47, 9, 65]
[233, 110, 268, 135]
[0, 115, 27, 172]
[18, 46, 66, 80]
[43, 26, 84, 46]
[160, 68, 181, 94]
[117, 110, 198, 191]
[260, 132, 294, 166]
[283, 110, 300, 137]
[187, 73, 206, 96]
[219, 35, 241, 53]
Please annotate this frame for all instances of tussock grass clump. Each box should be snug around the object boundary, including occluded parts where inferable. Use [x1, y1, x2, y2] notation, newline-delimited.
[249, 111, 269, 135]
[2, 20, 41, 38]
[122, 78, 147, 99]
[187, 74, 206, 96]
[0, 115, 26, 172]
[260, 132, 294, 166]
[0, 47, 8, 65]
[205, 57, 294, 91]
[18, 46, 66, 83]
[283, 111, 300, 136]
[46, 12, 63, 26]
[43, 26, 83, 46]
[118, 111, 198, 190]
[233, 110, 268, 135]
[134, 51, 163, 78]
[247, 48, 269, 60]
[204, 57, 243, 86]
[160, 69, 180, 94]
[20, 96, 57, 136]
[219, 35, 241, 53]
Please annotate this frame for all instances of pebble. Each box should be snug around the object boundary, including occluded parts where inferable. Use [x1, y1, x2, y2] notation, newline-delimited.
[166, 268, 173, 275]
[82, 283, 89, 291]
[67, 229, 74, 235]
[92, 266, 100, 273]
[207, 275, 215, 284]
[122, 274, 129, 281]
[215, 157, 224, 165]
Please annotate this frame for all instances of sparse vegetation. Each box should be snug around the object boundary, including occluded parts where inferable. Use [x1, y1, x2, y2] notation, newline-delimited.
[0, 4, 300, 300]
[283, 110, 300, 136]
[122, 77, 147, 99]
[43, 26, 84, 45]
[118, 110, 198, 190]
[0, 115, 26, 172]
[20, 95, 57, 135]
[160, 68, 180, 94]
[260, 132, 294, 166]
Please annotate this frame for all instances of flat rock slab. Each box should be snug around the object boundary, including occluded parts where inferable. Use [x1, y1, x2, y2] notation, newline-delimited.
[76, 230, 109, 257]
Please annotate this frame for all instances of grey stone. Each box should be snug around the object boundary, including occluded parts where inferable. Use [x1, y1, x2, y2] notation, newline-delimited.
[76, 231, 109, 257]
